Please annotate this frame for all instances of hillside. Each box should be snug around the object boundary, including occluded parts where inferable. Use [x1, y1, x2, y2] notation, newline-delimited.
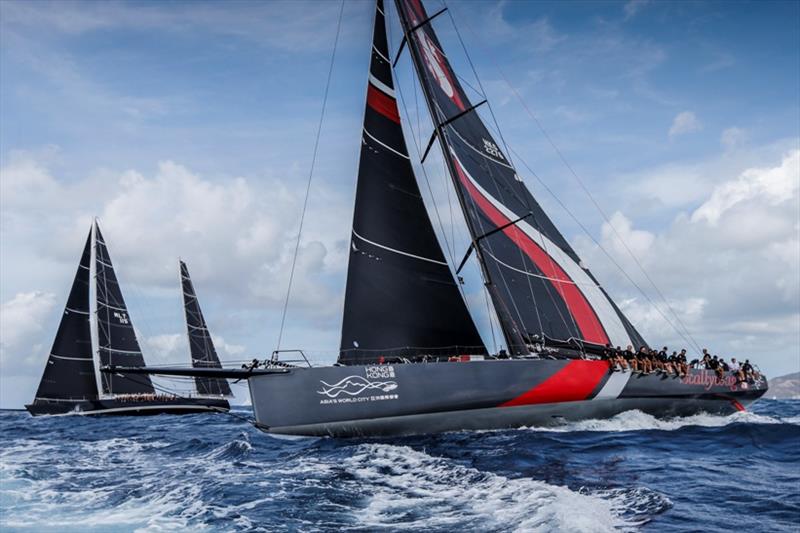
[767, 372, 800, 399]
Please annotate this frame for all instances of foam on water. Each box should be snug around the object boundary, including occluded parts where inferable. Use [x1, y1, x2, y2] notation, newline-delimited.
[345, 443, 665, 532]
[525, 409, 786, 433]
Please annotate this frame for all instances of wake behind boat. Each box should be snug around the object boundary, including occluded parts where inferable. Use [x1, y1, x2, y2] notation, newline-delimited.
[26, 222, 231, 416]
[107, 0, 768, 436]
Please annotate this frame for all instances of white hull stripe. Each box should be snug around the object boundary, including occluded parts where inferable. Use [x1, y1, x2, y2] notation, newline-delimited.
[36, 404, 226, 416]
[450, 149, 633, 348]
[353, 229, 448, 266]
[363, 128, 410, 160]
[369, 74, 396, 98]
[592, 370, 632, 400]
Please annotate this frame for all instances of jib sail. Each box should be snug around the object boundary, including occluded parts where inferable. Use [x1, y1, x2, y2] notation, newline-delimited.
[395, 0, 647, 354]
[94, 222, 155, 395]
[339, 0, 485, 364]
[180, 260, 233, 397]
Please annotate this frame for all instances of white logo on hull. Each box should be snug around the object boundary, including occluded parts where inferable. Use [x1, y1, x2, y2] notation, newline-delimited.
[317, 366, 399, 404]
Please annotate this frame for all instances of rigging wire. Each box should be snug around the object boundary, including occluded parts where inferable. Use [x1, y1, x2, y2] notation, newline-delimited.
[444, 2, 703, 354]
[275, 0, 346, 352]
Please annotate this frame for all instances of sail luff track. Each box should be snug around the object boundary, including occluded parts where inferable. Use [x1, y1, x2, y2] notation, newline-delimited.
[394, 0, 648, 354]
[180, 261, 232, 397]
[338, 0, 485, 364]
[32, 229, 98, 402]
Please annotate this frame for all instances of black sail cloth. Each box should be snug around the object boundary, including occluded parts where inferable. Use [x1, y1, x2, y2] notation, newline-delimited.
[33, 230, 98, 401]
[180, 261, 232, 397]
[394, 0, 647, 354]
[94, 223, 155, 395]
[338, 0, 485, 364]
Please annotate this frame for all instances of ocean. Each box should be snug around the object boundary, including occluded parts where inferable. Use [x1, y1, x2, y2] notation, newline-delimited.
[1, 399, 798, 532]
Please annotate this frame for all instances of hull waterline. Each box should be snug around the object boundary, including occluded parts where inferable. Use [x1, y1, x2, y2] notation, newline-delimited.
[248, 360, 767, 437]
[25, 397, 230, 417]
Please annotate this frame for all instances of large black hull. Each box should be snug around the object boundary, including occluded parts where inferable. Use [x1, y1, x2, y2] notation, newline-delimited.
[25, 397, 230, 417]
[248, 360, 767, 437]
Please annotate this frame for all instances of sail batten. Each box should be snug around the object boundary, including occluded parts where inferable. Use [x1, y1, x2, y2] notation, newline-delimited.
[180, 261, 232, 397]
[395, 0, 647, 353]
[338, 0, 485, 364]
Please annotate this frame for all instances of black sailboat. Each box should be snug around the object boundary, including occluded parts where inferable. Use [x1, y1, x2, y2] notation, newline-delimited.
[109, 0, 767, 436]
[26, 222, 229, 416]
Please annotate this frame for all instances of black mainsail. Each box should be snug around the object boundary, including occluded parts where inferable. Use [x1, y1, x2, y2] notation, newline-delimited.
[180, 260, 232, 397]
[94, 222, 155, 395]
[394, 0, 647, 354]
[339, 0, 484, 364]
[32, 230, 98, 403]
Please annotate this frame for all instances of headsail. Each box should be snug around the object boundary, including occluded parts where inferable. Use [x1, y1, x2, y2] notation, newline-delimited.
[180, 260, 232, 397]
[339, 0, 485, 364]
[94, 222, 155, 395]
[32, 229, 98, 402]
[395, 0, 647, 354]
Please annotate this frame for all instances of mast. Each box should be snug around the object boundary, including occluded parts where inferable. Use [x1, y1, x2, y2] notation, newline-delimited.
[180, 260, 232, 397]
[31, 228, 98, 403]
[338, 0, 485, 364]
[90, 220, 104, 397]
[394, 0, 647, 354]
[94, 221, 155, 395]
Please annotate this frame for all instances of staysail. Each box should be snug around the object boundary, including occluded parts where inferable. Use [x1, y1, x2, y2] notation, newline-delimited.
[339, 0, 485, 364]
[94, 222, 155, 394]
[395, 0, 647, 354]
[180, 260, 232, 397]
[32, 229, 98, 402]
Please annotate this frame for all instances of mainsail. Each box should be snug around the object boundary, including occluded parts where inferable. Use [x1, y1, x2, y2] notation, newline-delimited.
[339, 0, 485, 364]
[32, 230, 98, 402]
[94, 222, 155, 395]
[395, 0, 647, 354]
[180, 260, 232, 397]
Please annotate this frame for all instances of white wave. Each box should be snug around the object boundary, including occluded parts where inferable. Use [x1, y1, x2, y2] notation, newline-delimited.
[345, 443, 656, 532]
[525, 409, 784, 433]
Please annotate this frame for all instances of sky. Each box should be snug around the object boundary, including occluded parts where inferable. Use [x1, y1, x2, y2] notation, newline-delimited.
[1, 0, 798, 408]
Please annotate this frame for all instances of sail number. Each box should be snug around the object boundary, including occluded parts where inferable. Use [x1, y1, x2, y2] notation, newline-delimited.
[483, 139, 505, 160]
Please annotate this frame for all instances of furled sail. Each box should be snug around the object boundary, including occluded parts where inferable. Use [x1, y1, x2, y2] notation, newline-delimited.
[94, 222, 155, 395]
[32, 229, 98, 402]
[180, 260, 232, 397]
[395, 0, 647, 353]
[339, 0, 485, 364]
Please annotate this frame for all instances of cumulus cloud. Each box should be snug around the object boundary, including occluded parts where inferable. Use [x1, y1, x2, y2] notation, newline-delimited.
[575, 148, 800, 370]
[668, 111, 702, 138]
[0, 291, 56, 354]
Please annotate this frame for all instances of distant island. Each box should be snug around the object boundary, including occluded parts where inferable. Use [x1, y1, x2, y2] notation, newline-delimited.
[767, 372, 800, 399]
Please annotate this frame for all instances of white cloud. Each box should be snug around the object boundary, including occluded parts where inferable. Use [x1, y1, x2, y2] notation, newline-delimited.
[623, 0, 652, 20]
[575, 148, 800, 374]
[692, 149, 799, 225]
[0, 291, 56, 351]
[720, 127, 747, 150]
[668, 111, 702, 138]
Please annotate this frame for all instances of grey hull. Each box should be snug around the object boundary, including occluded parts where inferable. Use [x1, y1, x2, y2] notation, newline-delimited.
[248, 359, 768, 437]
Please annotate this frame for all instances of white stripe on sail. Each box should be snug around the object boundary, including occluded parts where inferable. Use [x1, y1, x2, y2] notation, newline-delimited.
[352, 229, 448, 266]
[484, 249, 605, 288]
[451, 149, 633, 347]
[65, 307, 90, 315]
[50, 353, 94, 362]
[369, 73, 396, 98]
[363, 128, 410, 160]
[372, 44, 389, 63]
[100, 347, 142, 355]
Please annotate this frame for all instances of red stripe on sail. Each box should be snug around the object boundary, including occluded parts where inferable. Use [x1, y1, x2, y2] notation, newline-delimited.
[451, 155, 609, 345]
[367, 84, 400, 124]
[501, 360, 610, 407]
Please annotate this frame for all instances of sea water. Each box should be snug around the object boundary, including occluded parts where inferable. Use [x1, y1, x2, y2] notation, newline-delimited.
[1, 399, 798, 532]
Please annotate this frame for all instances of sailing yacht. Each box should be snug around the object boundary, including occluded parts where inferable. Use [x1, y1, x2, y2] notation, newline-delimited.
[25, 222, 231, 416]
[109, 0, 768, 435]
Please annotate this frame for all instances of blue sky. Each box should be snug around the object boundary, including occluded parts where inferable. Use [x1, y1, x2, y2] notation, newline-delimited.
[1, 0, 798, 407]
